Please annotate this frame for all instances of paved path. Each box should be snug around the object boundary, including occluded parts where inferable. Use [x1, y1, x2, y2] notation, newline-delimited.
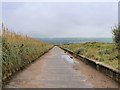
[5, 46, 118, 88]
[5, 46, 93, 88]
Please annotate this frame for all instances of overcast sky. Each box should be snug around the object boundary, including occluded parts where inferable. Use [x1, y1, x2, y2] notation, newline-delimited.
[2, 2, 118, 38]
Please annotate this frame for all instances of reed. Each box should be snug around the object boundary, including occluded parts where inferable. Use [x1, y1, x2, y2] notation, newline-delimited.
[1, 25, 53, 81]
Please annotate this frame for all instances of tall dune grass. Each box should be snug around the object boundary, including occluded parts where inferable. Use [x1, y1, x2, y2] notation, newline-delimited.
[2, 25, 53, 82]
[0, 25, 2, 88]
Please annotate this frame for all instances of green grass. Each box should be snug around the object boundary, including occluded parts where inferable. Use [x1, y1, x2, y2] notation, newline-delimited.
[60, 42, 119, 69]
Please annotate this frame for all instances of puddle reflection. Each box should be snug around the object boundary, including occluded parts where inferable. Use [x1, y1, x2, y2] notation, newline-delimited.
[61, 55, 74, 64]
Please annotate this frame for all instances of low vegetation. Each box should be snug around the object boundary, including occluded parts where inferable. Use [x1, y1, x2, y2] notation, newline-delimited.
[2, 25, 53, 81]
[60, 42, 119, 69]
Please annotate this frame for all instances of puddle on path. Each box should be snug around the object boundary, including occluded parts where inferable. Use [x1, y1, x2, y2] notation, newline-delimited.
[61, 50, 79, 64]
[61, 54, 80, 71]
[61, 55, 79, 64]
[61, 55, 74, 64]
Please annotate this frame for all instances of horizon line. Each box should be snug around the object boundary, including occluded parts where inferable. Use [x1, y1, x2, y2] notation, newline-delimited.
[33, 37, 113, 38]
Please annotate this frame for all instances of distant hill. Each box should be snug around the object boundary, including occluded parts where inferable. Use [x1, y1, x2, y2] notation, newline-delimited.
[34, 38, 113, 44]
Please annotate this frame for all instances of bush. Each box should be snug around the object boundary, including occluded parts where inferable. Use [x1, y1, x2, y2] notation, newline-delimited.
[99, 58, 104, 62]
[112, 25, 120, 58]
[97, 49, 112, 55]
[77, 48, 87, 55]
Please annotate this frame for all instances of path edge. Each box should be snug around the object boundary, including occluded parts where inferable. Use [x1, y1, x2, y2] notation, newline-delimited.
[2, 46, 54, 88]
[59, 46, 120, 85]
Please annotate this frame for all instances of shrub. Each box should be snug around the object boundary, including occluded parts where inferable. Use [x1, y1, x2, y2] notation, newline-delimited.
[99, 58, 104, 62]
[112, 25, 120, 58]
[97, 49, 112, 55]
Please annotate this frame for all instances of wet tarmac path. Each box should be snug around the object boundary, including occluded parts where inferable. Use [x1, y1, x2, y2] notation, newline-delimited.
[5, 46, 93, 88]
[5, 46, 118, 88]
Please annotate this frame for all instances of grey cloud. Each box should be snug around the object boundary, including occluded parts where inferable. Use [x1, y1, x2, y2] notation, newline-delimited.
[2, 2, 118, 38]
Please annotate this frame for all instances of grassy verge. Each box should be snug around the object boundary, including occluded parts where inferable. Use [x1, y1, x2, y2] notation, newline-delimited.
[59, 42, 119, 69]
[2, 26, 53, 82]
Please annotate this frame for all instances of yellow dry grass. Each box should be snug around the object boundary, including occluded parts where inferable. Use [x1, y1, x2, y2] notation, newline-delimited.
[1, 25, 53, 81]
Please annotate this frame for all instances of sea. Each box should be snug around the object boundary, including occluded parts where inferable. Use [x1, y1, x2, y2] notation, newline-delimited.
[34, 38, 113, 45]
